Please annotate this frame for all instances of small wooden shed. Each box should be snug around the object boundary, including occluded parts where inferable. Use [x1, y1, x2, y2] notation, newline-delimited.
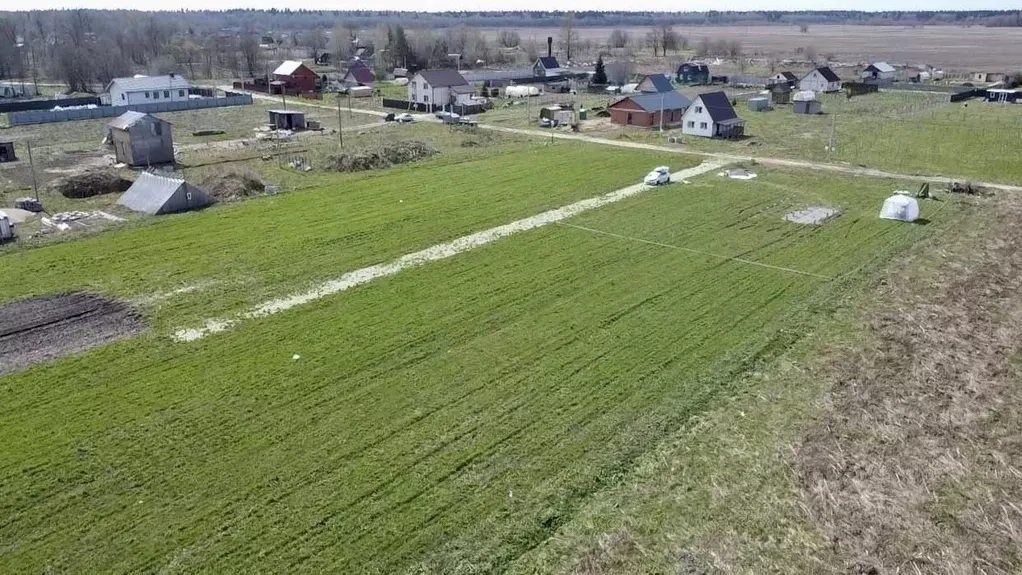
[0, 141, 16, 163]
[108, 111, 174, 167]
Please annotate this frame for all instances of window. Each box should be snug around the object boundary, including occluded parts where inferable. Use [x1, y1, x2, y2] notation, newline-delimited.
[423, 95, 429, 103]
[695, 106, 703, 113]
[144, 91, 150, 98]
[151, 122, 162, 136]
[153, 91, 159, 99]
[164, 90, 170, 98]
[687, 121, 695, 128]
[121, 93, 125, 100]
[700, 122, 708, 129]
[178, 90, 185, 97]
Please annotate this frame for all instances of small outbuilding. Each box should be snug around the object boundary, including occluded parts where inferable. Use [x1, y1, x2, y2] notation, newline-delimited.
[272, 60, 319, 93]
[0, 214, 13, 242]
[108, 111, 174, 167]
[862, 62, 896, 86]
[747, 97, 770, 112]
[342, 66, 375, 88]
[118, 171, 210, 216]
[681, 91, 745, 138]
[771, 82, 792, 104]
[0, 141, 16, 163]
[539, 105, 576, 124]
[770, 71, 799, 88]
[879, 193, 919, 222]
[793, 91, 822, 114]
[268, 110, 307, 131]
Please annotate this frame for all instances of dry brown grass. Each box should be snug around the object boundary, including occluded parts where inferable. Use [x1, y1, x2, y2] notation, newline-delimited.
[796, 192, 1022, 573]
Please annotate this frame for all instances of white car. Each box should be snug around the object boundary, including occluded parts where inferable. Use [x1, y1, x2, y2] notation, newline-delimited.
[643, 166, 671, 186]
[395, 113, 414, 123]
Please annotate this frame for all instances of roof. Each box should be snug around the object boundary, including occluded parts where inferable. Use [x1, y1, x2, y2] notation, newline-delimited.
[345, 67, 374, 84]
[108, 111, 167, 131]
[778, 71, 798, 81]
[273, 61, 307, 76]
[269, 109, 305, 116]
[450, 84, 476, 94]
[678, 62, 710, 72]
[641, 74, 674, 93]
[118, 172, 208, 215]
[695, 91, 739, 123]
[867, 62, 895, 73]
[613, 91, 693, 112]
[812, 66, 841, 82]
[537, 56, 561, 69]
[417, 70, 469, 88]
[106, 75, 190, 94]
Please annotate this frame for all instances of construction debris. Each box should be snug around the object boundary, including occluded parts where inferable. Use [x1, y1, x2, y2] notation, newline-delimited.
[719, 168, 758, 180]
[948, 181, 990, 196]
[326, 141, 438, 173]
[15, 198, 43, 212]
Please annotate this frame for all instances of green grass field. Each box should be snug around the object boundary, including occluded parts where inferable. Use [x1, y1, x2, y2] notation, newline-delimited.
[0, 150, 952, 572]
[0, 143, 697, 330]
[615, 91, 1022, 185]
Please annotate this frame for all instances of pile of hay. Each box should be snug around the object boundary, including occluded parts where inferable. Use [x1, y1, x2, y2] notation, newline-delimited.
[200, 168, 266, 203]
[327, 141, 438, 173]
[51, 170, 132, 199]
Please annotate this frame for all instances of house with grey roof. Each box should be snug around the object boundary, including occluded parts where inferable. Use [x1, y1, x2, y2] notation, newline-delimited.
[408, 70, 475, 107]
[681, 91, 745, 138]
[637, 74, 674, 93]
[608, 91, 693, 128]
[533, 56, 566, 77]
[108, 111, 174, 166]
[119, 171, 209, 215]
[105, 74, 191, 106]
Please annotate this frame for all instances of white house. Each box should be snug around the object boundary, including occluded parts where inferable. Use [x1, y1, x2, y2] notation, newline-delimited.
[408, 70, 476, 107]
[533, 56, 567, 77]
[106, 75, 192, 105]
[681, 91, 745, 139]
[799, 67, 842, 93]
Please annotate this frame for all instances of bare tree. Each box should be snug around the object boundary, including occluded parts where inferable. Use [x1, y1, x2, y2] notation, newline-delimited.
[303, 28, 327, 59]
[497, 30, 520, 48]
[660, 24, 679, 53]
[606, 60, 635, 85]
[694, 37, 710, 58]
[239, 34, 261, 78]
[805, 45, 818, 64]
[646, 28, 661, 58]
[559, 12, 578, 62]
[727, 40, 742, 60]
[608, 29, 629, 48]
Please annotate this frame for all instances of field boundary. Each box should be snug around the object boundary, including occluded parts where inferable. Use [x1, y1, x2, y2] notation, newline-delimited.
[172, 159, 728, 341]
[558, 222, 835, 279]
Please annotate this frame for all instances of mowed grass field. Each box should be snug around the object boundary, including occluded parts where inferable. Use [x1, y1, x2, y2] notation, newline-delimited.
[0, 143, 697, 330]
[0, 152, 953, 572]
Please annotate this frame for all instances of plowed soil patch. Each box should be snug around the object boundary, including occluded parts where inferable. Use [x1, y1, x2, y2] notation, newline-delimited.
[0, 293, 142, 376]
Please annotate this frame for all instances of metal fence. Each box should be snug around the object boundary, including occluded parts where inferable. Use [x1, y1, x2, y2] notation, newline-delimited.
[6, 95, 254, 126]
[0, 96, 101, 114]
[382, 98, 488, 115]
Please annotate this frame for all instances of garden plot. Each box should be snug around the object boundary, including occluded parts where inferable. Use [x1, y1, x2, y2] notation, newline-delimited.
[0, 165, 952, 573]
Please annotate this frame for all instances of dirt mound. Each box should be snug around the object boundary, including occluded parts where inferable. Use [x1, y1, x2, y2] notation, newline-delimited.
[200, 168, 266, 203]
[326, 141, 438, 173]
[0, 293, 143, 376]
[51, 170, 132, 199]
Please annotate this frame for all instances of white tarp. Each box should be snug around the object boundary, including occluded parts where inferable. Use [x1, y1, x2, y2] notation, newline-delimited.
[879, 193, 920, 222]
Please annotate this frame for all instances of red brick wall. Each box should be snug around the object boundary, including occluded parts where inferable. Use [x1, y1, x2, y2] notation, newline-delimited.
[609, 107, 652, 126]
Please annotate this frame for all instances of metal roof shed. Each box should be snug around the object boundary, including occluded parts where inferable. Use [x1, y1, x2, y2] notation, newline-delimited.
[268, 110, 307, 131]
[118, 171, 210, 215]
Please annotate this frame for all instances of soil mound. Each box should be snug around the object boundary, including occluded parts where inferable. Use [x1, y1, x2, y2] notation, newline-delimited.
[200, 168, 266, 203]
[51, 170, 132, 199]
[326, 141, 438, 173]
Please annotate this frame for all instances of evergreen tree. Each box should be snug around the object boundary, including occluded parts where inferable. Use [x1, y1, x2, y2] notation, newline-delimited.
[593, 55, 607, 85]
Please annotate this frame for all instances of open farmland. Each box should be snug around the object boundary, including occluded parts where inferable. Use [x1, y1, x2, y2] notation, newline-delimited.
[0, 157, 954, 572]
[0, 143, 697, 330]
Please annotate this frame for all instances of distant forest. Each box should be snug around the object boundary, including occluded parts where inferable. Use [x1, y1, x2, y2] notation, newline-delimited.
[3, 10, 1022, 33]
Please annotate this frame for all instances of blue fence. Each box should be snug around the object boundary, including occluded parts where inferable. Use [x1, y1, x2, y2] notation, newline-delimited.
[6, 95, 254, 126]
[0, 96, 101, 114]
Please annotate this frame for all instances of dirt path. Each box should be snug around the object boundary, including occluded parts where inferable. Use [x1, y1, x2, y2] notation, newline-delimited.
[481, 125, 1022, 193]
[173, 159, 729, 341]
[175, 121, 389, 152]
[221, 86, 391, 119]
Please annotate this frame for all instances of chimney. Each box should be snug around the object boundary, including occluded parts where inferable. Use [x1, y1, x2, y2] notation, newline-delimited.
[547, 37, 552, 58]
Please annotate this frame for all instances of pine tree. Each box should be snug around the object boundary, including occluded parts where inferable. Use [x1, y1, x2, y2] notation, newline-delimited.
[593, 55, 607, 85]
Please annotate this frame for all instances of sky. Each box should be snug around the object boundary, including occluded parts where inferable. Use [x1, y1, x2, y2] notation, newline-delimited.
[12, 1, 1022, 11]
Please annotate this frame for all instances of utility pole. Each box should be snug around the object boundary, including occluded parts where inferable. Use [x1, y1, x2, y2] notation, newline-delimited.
[282, 90, 286, 111]
[659, 92, 665, 132]
[336, 94, 344, 149]
[26, 141, 39, 202]
[828, 114, 836, 154]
